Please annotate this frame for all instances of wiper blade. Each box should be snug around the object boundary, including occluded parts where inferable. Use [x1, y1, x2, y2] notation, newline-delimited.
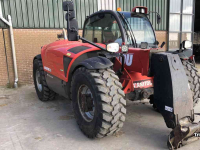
[122, 14, 137, 47]
[117, 12, 137, 47]
[117, 15, 132, 46]
[117, 12, 135, 47]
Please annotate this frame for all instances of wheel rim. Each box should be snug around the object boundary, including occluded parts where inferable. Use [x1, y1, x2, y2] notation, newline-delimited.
[78, 85, 95, 122]
[36, 70, 42, 92]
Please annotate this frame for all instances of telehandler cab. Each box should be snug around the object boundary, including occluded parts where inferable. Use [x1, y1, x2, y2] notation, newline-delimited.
[33, 1, 200, 149]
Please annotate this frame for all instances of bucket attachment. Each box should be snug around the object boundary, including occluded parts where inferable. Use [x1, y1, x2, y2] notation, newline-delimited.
[151, 52, 200, 149]
[168, 117, 200, 149]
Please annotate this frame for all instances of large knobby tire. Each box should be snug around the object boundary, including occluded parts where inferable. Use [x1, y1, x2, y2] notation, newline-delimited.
[71, 67, 126, 138]
[182, 60, 200, 107]
[33, 59, 56, 101]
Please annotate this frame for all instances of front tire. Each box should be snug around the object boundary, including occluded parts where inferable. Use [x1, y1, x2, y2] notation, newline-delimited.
[71, 67, 126, 138]
[33, 58, 56, 101]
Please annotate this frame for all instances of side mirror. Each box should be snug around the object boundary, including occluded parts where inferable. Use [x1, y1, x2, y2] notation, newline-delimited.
[148, 11, 161, 24]
[182, 40, 192, 49]
[63, 1, 79, 41]
[63, 1, 74, 11]
[157, 14, 161, 24]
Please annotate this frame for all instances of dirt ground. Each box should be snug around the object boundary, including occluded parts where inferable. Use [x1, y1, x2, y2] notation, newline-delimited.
[0, 84, 200, 150]
[1, 59, 200, 150]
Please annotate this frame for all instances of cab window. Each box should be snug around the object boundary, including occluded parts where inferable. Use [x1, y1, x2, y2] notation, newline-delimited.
[84, 13, 122, 45]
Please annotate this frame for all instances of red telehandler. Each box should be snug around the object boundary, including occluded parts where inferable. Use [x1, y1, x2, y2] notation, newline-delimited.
[33, 1, 200, 149]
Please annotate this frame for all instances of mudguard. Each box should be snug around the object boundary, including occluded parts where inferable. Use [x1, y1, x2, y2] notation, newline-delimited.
[177, 49, 193, 59]
[62, 56, 113, 98]
[169, 49, 193, 60]
[79, 56, 113, 70]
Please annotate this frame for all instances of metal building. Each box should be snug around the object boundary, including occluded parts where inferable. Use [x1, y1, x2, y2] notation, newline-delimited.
[0, 0, 196, 51]
[0, 0, 167, 30]
[0, 0, 197, 87]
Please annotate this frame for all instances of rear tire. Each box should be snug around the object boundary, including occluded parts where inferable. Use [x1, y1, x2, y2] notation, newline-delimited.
[71, 67, 126, 138]
[33, 58, 56, 101]
[182, 60, 200, 107]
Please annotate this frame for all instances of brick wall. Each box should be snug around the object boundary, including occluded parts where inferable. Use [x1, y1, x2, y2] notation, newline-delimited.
[3, 30, 15, 87]
[0, 29, 167, 86]
[155, 31, 167, 51]
[0, 30, 9, 86]
[14, 29, 65, 85]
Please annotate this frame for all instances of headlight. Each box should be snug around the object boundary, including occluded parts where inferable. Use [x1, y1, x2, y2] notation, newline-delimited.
[122, 45, 129, 53]
[141, 42, 148, 49]
[136, 8, 140, 13]
[141, 8, 145, 13]
[106, 43, 119, 53]
[182, 40, 192, 49]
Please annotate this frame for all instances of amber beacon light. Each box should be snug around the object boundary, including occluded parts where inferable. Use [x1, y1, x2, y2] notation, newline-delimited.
[117, 7, 122, 11]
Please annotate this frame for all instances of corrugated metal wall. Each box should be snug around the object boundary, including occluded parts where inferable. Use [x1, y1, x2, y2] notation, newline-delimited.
[0, 0, 167, 30]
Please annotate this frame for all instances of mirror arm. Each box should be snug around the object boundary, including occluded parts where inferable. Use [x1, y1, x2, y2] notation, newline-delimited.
[66, 5, 70, 38]
[148, 11, 161, 24]
[148, 11, 159, 15]
[66, 3, 75, 35]
[80, 37, 107, 51]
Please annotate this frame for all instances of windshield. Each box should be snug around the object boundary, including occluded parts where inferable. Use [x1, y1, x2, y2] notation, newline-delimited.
[118, 12, 156, 48]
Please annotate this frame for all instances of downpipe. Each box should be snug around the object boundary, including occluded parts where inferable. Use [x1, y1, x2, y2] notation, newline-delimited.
[8, 15, 18, 88]
[0, 1, 18, 88]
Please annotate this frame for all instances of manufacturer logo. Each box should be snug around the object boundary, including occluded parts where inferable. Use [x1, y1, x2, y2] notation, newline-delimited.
[118, 54, 134, 66]
[44, 66, 51, 72]
[133, 80, 153, 89]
